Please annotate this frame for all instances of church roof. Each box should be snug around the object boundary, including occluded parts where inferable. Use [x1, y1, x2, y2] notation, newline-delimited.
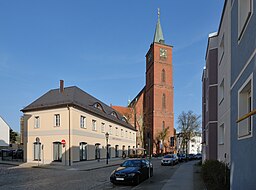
[21, 86, 135, 131]
[153, 8, 165, 44]
[112, 106, 133, 116]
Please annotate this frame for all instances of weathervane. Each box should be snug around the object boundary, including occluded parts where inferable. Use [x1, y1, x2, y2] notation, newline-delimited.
[158, 8, 160, 19]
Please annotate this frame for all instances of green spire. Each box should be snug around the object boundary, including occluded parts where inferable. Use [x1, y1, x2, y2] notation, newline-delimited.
[153, 8, 165, 44]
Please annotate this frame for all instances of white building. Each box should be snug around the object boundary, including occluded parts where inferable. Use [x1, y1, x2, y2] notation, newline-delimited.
[21, 82, 137, 165]
[187, 133, 202, 154]
[0, 116, 10, 147]
[176, 132, 202, 154]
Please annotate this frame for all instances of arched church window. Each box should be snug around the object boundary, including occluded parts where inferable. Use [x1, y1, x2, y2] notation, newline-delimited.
[162, 93, 166, 110]
[162, 121, 165, 131]
[161, 69, 166, 83]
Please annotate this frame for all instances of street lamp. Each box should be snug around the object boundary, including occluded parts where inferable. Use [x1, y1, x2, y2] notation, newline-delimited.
[105, 132, 109, 164]
[185, 137, 188, 161]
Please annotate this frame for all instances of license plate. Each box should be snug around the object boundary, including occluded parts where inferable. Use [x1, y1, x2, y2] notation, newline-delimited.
[116, 178, 124, 181]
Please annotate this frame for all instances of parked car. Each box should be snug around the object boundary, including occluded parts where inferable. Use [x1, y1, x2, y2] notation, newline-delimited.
[188, 154, 196, 161]
[110, 158, 153, 185]
[1, 149, 14, 161]
[195, 153, 202, 160]
[177, 154, 186, 162]
[13, 149, 23, 159]
[161, 154, 179, 166]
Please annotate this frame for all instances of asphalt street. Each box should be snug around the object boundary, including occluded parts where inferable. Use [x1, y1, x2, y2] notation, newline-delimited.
[0, 159, 179, 190]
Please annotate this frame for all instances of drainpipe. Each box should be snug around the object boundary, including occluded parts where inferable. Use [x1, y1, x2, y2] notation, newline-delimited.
[67, 105, 71, 166]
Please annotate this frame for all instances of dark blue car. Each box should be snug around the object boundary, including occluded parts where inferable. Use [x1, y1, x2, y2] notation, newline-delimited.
[110, 159, 153, 185]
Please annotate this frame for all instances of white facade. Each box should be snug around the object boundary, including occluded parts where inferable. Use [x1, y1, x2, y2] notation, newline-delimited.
[217, 1, 231, 165]
[0, 116, 10, 147]
[22, 85, 137, 165]
[23, 107, 136, 165]
[188, 134, 202, 154]
[176, 133, 202, 154]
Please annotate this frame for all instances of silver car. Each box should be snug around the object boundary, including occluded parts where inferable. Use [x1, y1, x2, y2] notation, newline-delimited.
[161, 154, 179, 166]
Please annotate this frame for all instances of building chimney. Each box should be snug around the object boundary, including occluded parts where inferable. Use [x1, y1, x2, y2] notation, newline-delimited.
[60, 80, 64, 93]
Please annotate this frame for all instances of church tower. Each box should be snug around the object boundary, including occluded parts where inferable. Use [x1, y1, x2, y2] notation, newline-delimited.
[144, 9, 174, 154]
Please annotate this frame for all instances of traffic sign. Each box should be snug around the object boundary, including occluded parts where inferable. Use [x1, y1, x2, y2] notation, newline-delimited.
[61, 139, 66, 144]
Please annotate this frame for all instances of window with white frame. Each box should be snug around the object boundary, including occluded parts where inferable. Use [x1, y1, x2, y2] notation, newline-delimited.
[219, 79, 224, 104]
[238, 76, 253, 138]
[219, 124, 224, 145]
[54, 114, 60, 127]
[92, 120, 97, 131]
[101, 123, 105, 133]
[109, 125, 112, 134]
[219, 34, 224, 63]
[80, 116, 86, 128]
[125, 130, 128, 138]
[129, 132, 132, 139]
[121, 129, 124, 137]
[34, 116, 40, 128]
[238, 0, 253, 40]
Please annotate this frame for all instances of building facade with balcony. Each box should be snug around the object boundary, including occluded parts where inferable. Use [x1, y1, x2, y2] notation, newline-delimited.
[202, 0, 256, 187]
[217, 0, 231, 165]
[230, 0, 256, 188]
[202, 32, 218, 162]
[21, 82, 136, 165]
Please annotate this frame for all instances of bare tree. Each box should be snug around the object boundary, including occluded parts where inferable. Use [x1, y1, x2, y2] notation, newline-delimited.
[154, 126, 170, 154]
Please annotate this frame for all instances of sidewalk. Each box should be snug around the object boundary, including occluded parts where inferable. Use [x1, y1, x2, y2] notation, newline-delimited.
[161, 160, 206, 190]
[0, 157, 125, 171]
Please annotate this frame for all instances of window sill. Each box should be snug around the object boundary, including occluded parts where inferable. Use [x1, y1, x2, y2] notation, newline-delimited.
[219, 98, 224, 105]
[238, 133, 252, 140]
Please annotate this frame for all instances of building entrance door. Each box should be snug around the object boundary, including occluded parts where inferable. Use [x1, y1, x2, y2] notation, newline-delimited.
[80, 142, 87, 161]
[53, 142, 62, 162]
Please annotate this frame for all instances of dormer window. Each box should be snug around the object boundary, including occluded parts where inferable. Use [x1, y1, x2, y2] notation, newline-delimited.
[122, 117, 128, 123]
[111, 112, 118, 118]
[93, 103, 104, 112]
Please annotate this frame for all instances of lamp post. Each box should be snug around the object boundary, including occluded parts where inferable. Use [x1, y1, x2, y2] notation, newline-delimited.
[185, 137, 188, 162]
[105, 132, 109, 165]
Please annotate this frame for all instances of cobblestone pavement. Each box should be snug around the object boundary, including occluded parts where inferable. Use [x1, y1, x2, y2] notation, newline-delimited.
[0, 159, 180, 190]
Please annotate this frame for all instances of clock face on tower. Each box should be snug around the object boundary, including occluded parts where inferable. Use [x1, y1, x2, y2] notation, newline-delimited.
[160, 48, 167, 59]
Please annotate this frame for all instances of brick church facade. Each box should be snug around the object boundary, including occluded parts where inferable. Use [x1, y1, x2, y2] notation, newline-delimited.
[112, 10, 174, 155]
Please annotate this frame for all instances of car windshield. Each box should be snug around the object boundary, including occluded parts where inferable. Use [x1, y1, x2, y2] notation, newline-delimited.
[121, 160, 141, 167]
[164, 155, 173, 158]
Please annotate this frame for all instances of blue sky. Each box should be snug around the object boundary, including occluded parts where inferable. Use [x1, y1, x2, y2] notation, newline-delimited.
[0, 1, 224, 132]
